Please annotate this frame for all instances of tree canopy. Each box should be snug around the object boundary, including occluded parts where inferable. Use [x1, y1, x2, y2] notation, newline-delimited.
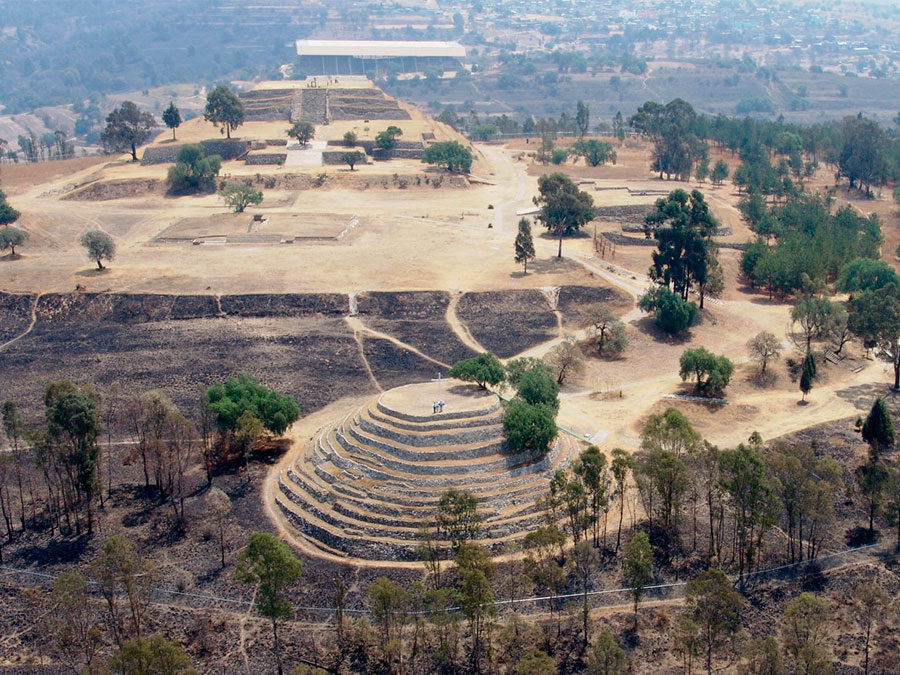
[572, 139, 616, 167]
[204, 85, 244, 139]
[629, 99, 707, 180]
[514, 217, 536, 273]
[679, 348, 734, 396]
[219, 182, 263, 212]
[862, 397, 895, 457]
[100, 101, 156, 161]
[80, 230, 115, 270]
[206, 373, 299, 436]
[167, 144, 222, 194]
[644, 189, 718, 307]
[638, 287, 698, 335]
[422, 141, 473, 173]
[836, 258, 898, 293]
[534, 172, 595, 257]
[848, 282, 900, 389]
[287, 121, 314, 145]
[449, 353, 505, 390]
[375, 125, 403, 150]
[0, 227, 28, 257]
[162, 102, 182, 141]
[234, 532, 302, 675]
[0, 190, 21, 226]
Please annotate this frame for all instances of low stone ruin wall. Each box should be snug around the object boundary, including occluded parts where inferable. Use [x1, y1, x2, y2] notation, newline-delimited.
[141, 139, 251, 165]
[245, 153, 287, 165]
[322, 150, 368, 166]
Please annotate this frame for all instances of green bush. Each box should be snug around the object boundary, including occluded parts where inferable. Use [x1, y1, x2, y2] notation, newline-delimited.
[503, 399, 557, 456]
[167, 144, 221, 194]
[422, 141, 473, 173]
[638, 287, 698, 334]
[516, 366, 559, 411]
[206, 373, 299, 436]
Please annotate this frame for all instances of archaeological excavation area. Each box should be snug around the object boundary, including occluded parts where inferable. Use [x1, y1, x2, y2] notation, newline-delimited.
[275, 381, 581, 561]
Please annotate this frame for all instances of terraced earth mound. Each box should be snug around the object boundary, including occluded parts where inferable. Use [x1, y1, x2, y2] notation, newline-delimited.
[274, 380, 581, 562]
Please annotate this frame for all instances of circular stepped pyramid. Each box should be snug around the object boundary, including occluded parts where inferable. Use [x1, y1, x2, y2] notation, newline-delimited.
[273, 380, 581, 562]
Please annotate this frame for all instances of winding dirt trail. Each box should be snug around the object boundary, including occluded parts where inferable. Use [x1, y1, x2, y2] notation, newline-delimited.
[445, 293, 488, 354]
[347, 322, 383, 393]
[344, 315, 449, 369]
[0, 293, 40, 353]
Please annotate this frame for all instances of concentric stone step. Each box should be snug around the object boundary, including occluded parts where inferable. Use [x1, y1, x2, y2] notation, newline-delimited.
[272, 380, 584, 561]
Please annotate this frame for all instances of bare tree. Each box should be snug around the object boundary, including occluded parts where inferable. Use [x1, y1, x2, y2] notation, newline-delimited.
[2, 402, 26, 531]
[197, 385, 217, 485]
[102, 382, 123, 504]
[581, 304, 628, 356]
[746, 331, 781, 374]
[545, 339, 584, 385]
[852, 583, 888, 675]
[206, 487, 231, 568]
[571, 540, 600, 648]
[44, 573, 103, 674]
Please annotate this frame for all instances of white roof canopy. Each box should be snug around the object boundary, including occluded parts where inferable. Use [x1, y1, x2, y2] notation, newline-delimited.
[295, 39, 465, 59]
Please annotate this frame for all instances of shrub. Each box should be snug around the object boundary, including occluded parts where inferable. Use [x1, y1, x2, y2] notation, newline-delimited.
[422, 141, 473, 173]
[219, 182, 263, 212]
[206, 373, 299, 436]
[503, 399, 557, 456]
[167, 144, 221, 194]
[638, 287, 698, 334]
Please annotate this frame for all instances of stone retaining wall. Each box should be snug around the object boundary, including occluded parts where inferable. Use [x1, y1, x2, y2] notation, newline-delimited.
[376, 396, 499, 423]
[358, 415, 502, 449]
[141, 139, 250, 165]
[322, 150, 368, 166]
[245, 153, 286, 165]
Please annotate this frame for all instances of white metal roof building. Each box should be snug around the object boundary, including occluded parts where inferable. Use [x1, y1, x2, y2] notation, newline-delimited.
[295, 40, 466, 59]
[294, 40, 465, 76]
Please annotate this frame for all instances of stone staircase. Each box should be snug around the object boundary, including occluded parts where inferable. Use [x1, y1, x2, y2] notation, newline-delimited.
[295, 89, 328, 124]
[273, 382, 580, 561]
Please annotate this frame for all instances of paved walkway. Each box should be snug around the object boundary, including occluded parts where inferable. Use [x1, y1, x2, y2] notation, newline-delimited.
[284, 139, 326, 167]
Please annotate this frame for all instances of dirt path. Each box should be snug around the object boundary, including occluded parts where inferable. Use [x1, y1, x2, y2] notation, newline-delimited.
[0, 293, 40, 353]
[480, 145, 527, 234]
[445, 293, 488, 354]
[344, 315, 449, 369]
[347, 322, 383, 393]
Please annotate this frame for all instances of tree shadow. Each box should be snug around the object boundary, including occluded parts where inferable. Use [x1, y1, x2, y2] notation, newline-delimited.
[75, 267, 111, 277]
[747, 369, 777, 389]
[18, 534, 92, 566]
[0, 252, 23, 262]
[845, 526, 879, 548]
[537, 230, 592, 242]
[799, 562, 826, 593]
[835, 382, 900, 413]
[630, 315, 692, 345]
[509, 257, 579, 278]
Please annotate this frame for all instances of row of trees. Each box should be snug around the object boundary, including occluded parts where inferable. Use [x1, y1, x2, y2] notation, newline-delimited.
[0, 189, 26, 257]
[537, 399, 897, 586]
[99, 85, 245, 161]
[628, 97, 900, 196]
[0, 374, 298, 548]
